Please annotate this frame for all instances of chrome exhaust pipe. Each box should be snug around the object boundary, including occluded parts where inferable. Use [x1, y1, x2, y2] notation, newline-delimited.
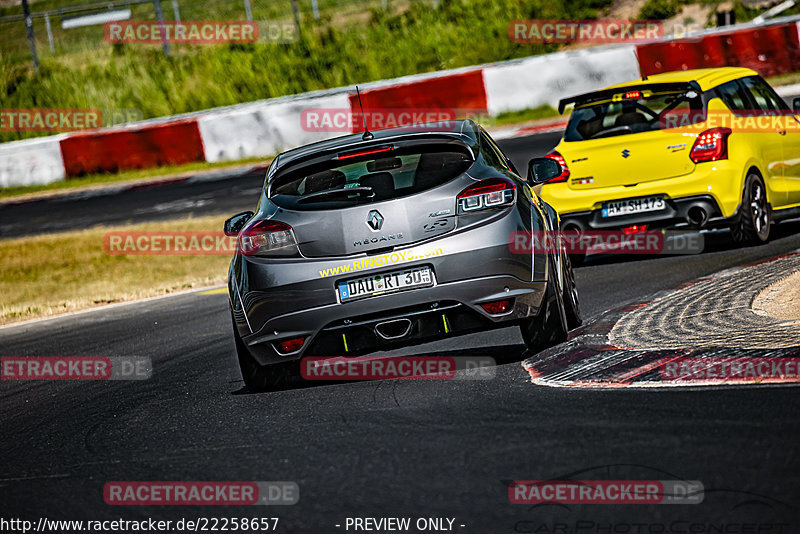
[687, 206, 708, 228]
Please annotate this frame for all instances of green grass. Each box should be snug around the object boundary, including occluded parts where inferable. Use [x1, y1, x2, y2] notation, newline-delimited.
[490, 104, 561, 126]
[0, 156, 269, 200]
[0, 0, 614, 143]
[766, 72, 800, 87]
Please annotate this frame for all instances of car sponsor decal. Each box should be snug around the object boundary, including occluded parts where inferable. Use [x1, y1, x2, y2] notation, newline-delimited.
[318, 247, 444, 278]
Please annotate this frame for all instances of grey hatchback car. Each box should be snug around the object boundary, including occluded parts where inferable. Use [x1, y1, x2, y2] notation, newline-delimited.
[225, 119, 581, 391]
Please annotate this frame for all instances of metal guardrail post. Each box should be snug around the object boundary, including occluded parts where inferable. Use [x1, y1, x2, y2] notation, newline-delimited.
[171, 0, 180, 23]
[44, 13, 55, 54]
[22, 0, 40, 71]
[152, 0, 170, 56]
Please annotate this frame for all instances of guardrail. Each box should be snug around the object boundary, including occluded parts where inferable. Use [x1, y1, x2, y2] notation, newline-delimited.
[3, 15, 800, 188]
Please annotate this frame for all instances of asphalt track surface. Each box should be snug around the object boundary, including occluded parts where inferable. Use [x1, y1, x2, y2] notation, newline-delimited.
[1, 130, 799, 531]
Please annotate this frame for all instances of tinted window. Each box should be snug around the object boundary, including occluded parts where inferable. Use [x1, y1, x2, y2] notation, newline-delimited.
[741, 76, 788, 113]
[564, 90, 705, 141]
[716, 80, 748, 111]
[479, 132, 509, 170]
[269, 145, 472, 210]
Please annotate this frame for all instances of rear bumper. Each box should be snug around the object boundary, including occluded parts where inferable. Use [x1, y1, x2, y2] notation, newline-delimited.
[242, 275, 546, 364]
[560, 194, 737, 231]
[541, 160, 745, 220]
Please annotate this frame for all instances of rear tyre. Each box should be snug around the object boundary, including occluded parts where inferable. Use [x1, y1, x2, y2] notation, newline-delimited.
[231, 314, 299, 392]
[561, 253, 582, 330]
[520, 256, 569, 353]
[562, 226, 585, 266]
[731, 173, 770, 244]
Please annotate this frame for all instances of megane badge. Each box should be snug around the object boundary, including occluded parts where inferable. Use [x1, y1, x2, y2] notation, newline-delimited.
[366, 210, 384, 231]
[621, 149, 631, 158]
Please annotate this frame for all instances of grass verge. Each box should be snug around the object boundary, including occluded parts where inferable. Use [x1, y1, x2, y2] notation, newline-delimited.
[0, 215, 230, 325]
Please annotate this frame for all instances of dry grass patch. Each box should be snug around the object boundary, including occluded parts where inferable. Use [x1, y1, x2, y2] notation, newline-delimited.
[0, 215, 231, 325]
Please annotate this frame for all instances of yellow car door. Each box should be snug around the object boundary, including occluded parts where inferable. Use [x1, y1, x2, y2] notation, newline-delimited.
[739, 77, 792, 208]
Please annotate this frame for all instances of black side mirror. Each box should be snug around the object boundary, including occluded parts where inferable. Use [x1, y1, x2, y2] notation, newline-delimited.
[224, 211, 254, 236]
[792, 97, 800, 113]
[527, 158, 562, 185]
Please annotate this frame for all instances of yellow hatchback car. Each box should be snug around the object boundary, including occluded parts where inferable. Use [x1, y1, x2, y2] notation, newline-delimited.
[535, 67, 800, 246]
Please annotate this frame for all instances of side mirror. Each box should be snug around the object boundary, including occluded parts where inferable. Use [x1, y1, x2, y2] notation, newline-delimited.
[224, 211, 254, 236]
[792, 97, 800, 113]
[527, 157, 562, 185]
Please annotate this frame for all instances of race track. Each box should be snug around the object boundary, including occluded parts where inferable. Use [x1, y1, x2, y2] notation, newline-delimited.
[1, 131, 799, 530]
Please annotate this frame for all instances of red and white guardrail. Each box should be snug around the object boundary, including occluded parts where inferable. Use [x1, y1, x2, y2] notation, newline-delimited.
[3, 17, 800, 188]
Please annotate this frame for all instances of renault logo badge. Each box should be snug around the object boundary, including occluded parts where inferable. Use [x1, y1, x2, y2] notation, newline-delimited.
[366, 210, 384, 231]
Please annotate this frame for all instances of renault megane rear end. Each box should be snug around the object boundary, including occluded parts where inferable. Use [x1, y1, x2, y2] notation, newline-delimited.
[225, 119, 580, 391]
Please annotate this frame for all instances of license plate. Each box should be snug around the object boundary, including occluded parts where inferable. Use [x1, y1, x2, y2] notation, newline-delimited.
[338, 266, 433, 301]
[602, 196, 665, 217]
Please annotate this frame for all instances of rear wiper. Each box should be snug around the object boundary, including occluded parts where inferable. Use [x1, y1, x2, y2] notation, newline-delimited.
[297, 186, 375, 204]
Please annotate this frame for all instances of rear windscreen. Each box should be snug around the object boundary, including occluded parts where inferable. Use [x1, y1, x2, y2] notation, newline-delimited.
[564, 90, 706, 142]
[269, 145, 473, 210]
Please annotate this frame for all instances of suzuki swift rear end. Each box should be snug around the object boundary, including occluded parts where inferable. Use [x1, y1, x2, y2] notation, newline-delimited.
[540, 67, 800, 254]
[225, 120, 580, 391]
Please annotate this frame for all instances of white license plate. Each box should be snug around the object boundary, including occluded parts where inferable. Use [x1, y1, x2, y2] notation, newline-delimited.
[338, 266, 433, 301]
[602, 196, 665, 218]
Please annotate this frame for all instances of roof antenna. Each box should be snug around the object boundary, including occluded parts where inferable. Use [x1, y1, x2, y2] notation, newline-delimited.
[356, 86, 374, 141]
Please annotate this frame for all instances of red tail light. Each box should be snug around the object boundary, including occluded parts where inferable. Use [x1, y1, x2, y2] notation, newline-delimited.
[690, 127, 731, 163]
[277, 336, 305, 354]
[480, 299, 514, 314]
[543, 151, 570, 184]
[239, 220, 298, 256]
[456, 178, 516, 213]
[622, 224, 648, 235]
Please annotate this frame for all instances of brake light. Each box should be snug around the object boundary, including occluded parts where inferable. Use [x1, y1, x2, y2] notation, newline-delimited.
[456, 178, 516, 213]
[543, 151, 570, 184]
[624, 91, 642, 99]
[277, 336, 305, 354]
[622, 224, 648, 235]
[239, 220, 298, 256]
[337, 145, 394, 160]
[480, 299, 513, 314]
[690, 127, 731, 163]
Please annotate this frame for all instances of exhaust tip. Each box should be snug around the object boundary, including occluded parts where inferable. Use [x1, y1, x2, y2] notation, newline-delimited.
[375, 318, 412, 340]
[687, 206, 708, 228]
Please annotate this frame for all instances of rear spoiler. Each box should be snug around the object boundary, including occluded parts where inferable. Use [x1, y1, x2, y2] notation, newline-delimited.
[557, 81, 702, 114]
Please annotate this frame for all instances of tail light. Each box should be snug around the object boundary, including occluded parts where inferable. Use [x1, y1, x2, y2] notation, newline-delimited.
[277, 336, 305, 354]
[480, 299, 514, 314]
[239, 220, 299, 257]
[622, 224, 648, 235]
[690, 127, 731, 163]
[457, 178, 516, 213]
[543, 151, 570, 184]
